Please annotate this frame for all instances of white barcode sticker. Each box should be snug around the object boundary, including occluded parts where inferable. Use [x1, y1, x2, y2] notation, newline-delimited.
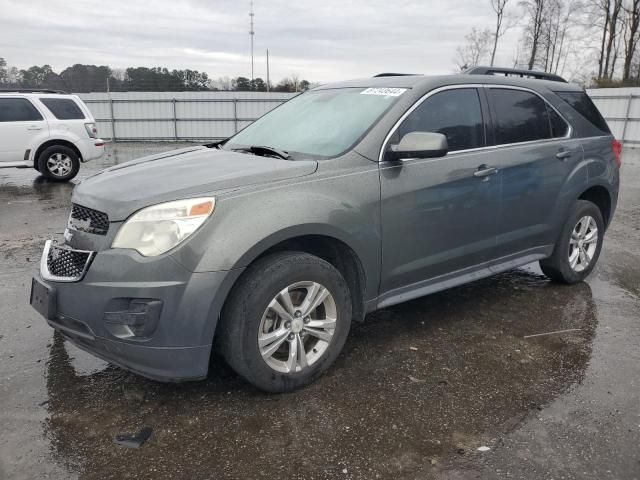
[360, 87, 407, 97]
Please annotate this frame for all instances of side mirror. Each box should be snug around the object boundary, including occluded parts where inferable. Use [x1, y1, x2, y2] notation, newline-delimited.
[386, 132, 448, 161]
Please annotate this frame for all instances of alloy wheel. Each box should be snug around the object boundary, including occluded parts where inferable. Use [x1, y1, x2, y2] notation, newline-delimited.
[258, 281, 337, 373]
[46, 153, 73, 178]
[568, 215, 598, 272]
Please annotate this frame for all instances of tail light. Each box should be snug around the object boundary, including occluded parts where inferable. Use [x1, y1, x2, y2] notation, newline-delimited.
[613, 139, 622, 168]
[84, 122, 98, 138]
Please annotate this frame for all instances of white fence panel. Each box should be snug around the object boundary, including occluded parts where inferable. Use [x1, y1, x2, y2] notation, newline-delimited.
[77, 89, 639, 146]
[587, 87, 640, 146]
[77, 91, 296, 141]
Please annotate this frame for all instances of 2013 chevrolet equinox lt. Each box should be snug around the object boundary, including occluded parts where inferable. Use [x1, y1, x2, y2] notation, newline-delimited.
[30, 68, 620, 392]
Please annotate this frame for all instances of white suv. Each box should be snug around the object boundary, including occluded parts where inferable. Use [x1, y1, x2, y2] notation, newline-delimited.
[0, 89, 105, 181]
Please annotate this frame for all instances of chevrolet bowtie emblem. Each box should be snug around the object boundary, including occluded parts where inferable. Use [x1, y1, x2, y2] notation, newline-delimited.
[63, 229, 74, 244]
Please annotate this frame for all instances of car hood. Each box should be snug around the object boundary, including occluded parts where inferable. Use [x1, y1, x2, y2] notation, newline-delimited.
[72, 146, 318, 221]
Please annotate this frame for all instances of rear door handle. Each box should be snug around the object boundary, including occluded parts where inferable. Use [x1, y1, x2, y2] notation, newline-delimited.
[556, 149, 572, 160]
[473, 165, 498, 178]
[27, 125, 43, 131]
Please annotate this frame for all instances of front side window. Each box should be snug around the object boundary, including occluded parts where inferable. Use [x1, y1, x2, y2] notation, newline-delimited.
[489, 89, 553, 144]
[225, 87, 406, 159]
[0, 98, 44, 122]
[392, 88, 485, 152]
[39, 98, 86, 120]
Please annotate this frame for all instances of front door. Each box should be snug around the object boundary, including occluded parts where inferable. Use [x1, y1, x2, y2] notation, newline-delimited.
[0, 97, 47, 163]
[379, 87, 501, 302]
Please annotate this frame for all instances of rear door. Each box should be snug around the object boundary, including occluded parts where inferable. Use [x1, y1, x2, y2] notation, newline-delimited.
[484, 86, 583, 257]
[0, 97, 47, 163]
[37, 96, 87, 138]
[379, 86, 502, 299]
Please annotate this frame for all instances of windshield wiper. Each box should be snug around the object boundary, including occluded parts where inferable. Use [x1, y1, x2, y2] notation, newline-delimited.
[204, 138, 228, 149]
[234, 145, 291, 160]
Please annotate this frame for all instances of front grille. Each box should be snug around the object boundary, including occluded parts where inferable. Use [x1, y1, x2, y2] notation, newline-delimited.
[41, 241, 95, 282]
[69, 204, 109, 235]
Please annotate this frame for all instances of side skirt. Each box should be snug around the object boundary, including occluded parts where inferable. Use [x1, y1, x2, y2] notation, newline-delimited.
[373, 245, 554, 311]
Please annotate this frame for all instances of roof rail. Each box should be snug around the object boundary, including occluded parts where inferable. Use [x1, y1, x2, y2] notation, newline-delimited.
[0, 88, 69, 94]
[464, 66, 567, 83]
[373, 73, 420, 77]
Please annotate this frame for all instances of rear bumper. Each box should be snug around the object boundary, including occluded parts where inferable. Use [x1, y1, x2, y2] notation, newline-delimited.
[33, 246, 243, 381]
[74, 137, 105, 162]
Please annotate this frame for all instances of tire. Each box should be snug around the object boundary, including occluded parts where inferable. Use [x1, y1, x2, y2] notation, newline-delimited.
[539, 200, 605, 284]
[37, 145, 80, 182]
[218, 251, 352, 393]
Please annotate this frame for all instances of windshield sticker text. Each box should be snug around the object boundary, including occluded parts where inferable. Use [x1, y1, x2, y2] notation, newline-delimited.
[360, 87, 407, 97]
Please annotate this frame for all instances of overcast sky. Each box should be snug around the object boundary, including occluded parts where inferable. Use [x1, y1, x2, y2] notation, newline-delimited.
[0, 0, 521, 83]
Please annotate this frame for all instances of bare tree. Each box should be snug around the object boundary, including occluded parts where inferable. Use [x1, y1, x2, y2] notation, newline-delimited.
[604, 0, 624, 77]
[623, 0, 640, 79]
[520, 0, 548, 69]
[455, 27, 493, 70]
[490, 0, 518, 66]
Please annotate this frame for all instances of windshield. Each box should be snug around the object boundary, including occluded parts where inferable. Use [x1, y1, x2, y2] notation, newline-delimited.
[224, 87, 407, 158]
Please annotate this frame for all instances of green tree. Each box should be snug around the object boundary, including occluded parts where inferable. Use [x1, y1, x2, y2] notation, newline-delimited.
[299, 80, 310, 91]
[60, 64, 112, 92]
[250, 77, 267, 91]
[20, 65, 55, 87]
[233, 76, 251, 91]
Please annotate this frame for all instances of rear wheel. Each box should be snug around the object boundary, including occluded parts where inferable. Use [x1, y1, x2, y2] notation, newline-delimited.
[219, 251, 352, 392]
[540, 200, 604, 284]
[37, 145, 80, 182]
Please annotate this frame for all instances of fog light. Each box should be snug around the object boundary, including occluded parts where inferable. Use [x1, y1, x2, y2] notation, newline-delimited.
[104, 299, 162, 339]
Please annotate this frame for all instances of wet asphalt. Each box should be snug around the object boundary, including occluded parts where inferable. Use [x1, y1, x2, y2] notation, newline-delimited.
[0, 143, 638, 480]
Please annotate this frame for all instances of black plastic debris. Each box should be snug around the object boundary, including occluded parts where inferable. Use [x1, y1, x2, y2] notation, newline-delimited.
[114, 426, 152, 448]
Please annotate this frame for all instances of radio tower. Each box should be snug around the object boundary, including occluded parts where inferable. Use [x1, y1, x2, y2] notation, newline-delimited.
[249, 0, 255, 81]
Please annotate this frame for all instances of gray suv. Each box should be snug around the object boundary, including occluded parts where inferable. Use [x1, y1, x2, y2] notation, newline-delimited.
[30, 67, 620, 392]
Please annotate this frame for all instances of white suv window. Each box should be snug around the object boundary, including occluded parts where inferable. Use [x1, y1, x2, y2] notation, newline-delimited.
[39, 98, 86, 120]
[0, 98, 44, 122]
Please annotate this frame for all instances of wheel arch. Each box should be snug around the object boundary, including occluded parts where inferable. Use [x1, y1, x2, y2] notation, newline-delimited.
[578, 184, 612, 227]
[209, 228, 369, 353]
[33, 140, 82, 168]
[231, 229, 368, 323]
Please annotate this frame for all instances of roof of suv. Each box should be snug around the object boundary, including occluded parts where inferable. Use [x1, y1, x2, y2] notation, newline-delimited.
[315, 74, 583, 94]
[0, 89, 69, 95]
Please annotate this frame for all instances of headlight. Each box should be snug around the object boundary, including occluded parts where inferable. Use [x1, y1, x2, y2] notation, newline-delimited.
[112, 198, 215, 256]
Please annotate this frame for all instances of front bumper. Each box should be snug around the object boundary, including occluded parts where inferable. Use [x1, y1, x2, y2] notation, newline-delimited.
[32, 244, 243, 382]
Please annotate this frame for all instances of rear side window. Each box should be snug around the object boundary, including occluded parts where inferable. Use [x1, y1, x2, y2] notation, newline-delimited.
[0, 98, 43, 122]
[488, 88, 552, 144]
[39, 98, 86, 120]
[555, 91, 610, 134]
[395, 88, 485, 152]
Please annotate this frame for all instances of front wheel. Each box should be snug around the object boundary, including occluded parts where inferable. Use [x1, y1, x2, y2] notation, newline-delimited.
[219, 251, 352, 392]
[540, 200, 605, 284]
[37, 145, 80, 182]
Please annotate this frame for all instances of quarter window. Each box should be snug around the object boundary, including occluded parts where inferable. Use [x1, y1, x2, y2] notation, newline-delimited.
[555, 91, 610, 134]
[0, 98, 44, 122]
[489, 89, 553, 144]
[39, 98, 86, 120]
[394, 88, 485, 152]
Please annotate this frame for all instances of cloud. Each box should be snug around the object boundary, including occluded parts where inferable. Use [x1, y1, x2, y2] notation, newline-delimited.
[0, 0, 521, 82]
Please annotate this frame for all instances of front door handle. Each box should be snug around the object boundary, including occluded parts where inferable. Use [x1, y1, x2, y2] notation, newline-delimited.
[556, 149, 572, 160]
[473, 165, 498, 178]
